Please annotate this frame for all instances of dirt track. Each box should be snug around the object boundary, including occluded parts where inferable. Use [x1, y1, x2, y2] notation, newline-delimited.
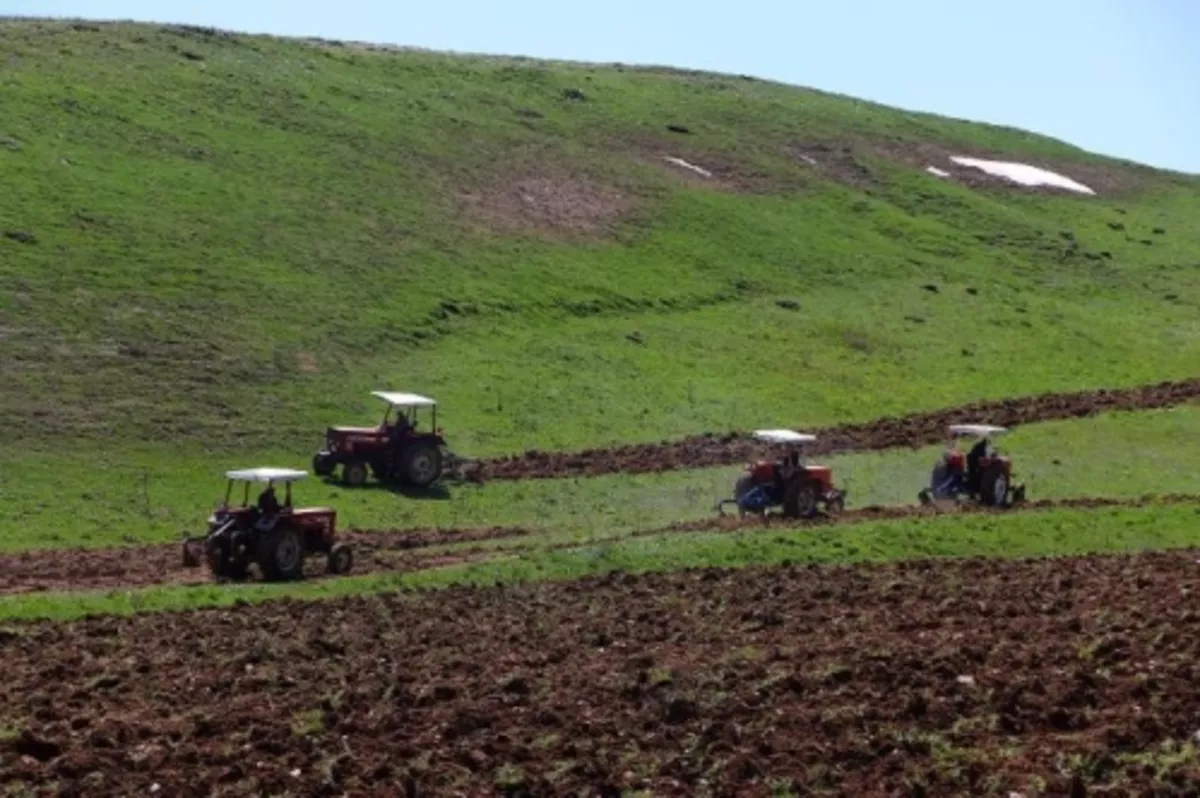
[0, 526, 530, 596]
[3, 495, 1196, 597]
[5, 549, 1200, 796]
[475, 377, 1200, 480]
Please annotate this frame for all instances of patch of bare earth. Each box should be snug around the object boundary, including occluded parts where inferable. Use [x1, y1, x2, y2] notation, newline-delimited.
[787, 136, 1149, 197]
[620, 133, 803, 194]
[459, 173, 630, 238]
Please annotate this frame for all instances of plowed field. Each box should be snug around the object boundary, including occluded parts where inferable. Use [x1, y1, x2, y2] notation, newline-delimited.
[477, 377, 1200, 480]
[0, 526, 530, 596]
[4, 550, 1200, 796]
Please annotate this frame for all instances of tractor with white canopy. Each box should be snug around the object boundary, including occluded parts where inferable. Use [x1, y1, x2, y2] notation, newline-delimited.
[716, 429, 846, 518]
[182, 467, 352, 581]
[918, 424, 1026, 507]
[312, 390, 447, 488]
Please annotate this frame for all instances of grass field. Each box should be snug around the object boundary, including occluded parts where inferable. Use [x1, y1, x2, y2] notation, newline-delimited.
[2, 20, 1198, 460]
[4, 20, 1200, 795]
[0, 18, 1198, 600]
[3, 404, 1197, 551]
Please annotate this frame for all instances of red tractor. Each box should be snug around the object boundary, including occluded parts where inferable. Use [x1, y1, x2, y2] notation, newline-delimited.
[181, 467, 353, 581]
[918, 424, 1027, 507]
[716, 429, 847, 518]
[312, 391, 447, 488]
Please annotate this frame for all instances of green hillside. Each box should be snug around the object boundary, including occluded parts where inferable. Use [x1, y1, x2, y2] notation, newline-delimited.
[2, 18, 1198, 465]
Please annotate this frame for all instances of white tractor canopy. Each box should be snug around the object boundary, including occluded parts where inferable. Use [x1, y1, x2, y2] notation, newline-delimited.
[225, 467, 309, 483]
[372, 391, 437, 408]
[753, 429, 817, 445]
[948, 424, 1009, 438]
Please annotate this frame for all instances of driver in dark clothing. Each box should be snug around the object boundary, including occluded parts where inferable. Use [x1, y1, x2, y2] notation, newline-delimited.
[257, 483, 281, 516]
[966, 438, 991, 496]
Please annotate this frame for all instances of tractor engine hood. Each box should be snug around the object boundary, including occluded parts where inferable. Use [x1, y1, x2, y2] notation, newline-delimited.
[328, 426, 384, 436]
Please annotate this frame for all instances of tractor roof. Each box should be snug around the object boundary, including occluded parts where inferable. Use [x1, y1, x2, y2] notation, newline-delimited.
[225, 467, 308, 483]
[948, 424, 1009, 438]
[753, 429, 817, 445]
[372, 391, 437, 408]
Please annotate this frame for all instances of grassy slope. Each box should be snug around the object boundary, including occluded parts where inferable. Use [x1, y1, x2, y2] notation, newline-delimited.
[1, 19, 1198, 552]
[4, 404, 1198, 551]
[3, 502, 1198, 621]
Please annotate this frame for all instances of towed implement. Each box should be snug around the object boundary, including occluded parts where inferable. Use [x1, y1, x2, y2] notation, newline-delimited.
[716, 429, 847, 519]
[918, 424, 1027, 508]
[182, 467, 352, 581]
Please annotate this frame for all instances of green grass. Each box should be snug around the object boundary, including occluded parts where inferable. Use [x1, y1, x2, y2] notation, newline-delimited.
[2, 404, 1197, 551]
[1, 19, 1198, 562]
[1, 19, 1198, 454]
[2, 502, 1197, 621]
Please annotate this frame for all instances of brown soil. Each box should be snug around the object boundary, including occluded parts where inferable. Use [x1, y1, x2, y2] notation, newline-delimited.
[5, 549, 1200, 796]
[476, 377, 1200, 481]
[460, 174, 630, 237]
[789, 135, 1151, 197]
[619, 131, 804, 195]
[0, 526, 530, 596]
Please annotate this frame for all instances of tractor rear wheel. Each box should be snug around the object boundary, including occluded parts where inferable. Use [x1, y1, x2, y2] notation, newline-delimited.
[327, 542, 353, 575]
[256, 527, 305, 581]
[783, 479, 818, 519]
[980, 465, 1009, 508]
[402, 442, 443, 488]
[342, 462, 368, 487]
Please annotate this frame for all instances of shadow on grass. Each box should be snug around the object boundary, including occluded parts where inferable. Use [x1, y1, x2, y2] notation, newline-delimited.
[319, 477, 454, 502]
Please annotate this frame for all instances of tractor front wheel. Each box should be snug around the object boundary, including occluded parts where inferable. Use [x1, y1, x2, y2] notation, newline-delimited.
[980, 465, 1010, 508]
[327, 543, 353, 575]
[257, 527, 305, 581]
[825, 493, 845, 515]
[402, 443, 443, 488]
[342, 462, 368, 488]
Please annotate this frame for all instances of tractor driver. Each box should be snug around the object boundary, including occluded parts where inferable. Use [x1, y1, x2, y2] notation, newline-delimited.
[257, 483, 281, 517]
[255, 482, 282, 532]
[965, 437, 991, 495]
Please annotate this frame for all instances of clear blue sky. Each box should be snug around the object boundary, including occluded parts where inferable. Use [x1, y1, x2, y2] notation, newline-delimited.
[9, 0, 1198, 173]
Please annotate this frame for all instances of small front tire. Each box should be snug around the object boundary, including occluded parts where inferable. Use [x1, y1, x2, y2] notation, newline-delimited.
[342, 462, 368, 488]
[327, 543, 353, 575]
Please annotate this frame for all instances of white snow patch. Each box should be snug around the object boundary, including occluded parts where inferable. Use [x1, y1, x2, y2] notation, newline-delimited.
[926, 166, 951, 178]
[949, 156, 1095, 195]
[662, 156, 712, 178]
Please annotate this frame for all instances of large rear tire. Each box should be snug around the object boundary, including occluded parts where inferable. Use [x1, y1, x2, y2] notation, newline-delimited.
[783, 479, 818, 519]
[980, 465, 1009, 508]
[402, 442, 443, 488]
[342, 462, 368, 487]
[256, 527, 305, 581]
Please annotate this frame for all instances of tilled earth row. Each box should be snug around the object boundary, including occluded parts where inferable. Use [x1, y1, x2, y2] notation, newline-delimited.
[474, 377, 1200, 480]
[4, 549, 1200, 796]
[2, 495, 1198, 597]
[0, 526, 530, 596]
